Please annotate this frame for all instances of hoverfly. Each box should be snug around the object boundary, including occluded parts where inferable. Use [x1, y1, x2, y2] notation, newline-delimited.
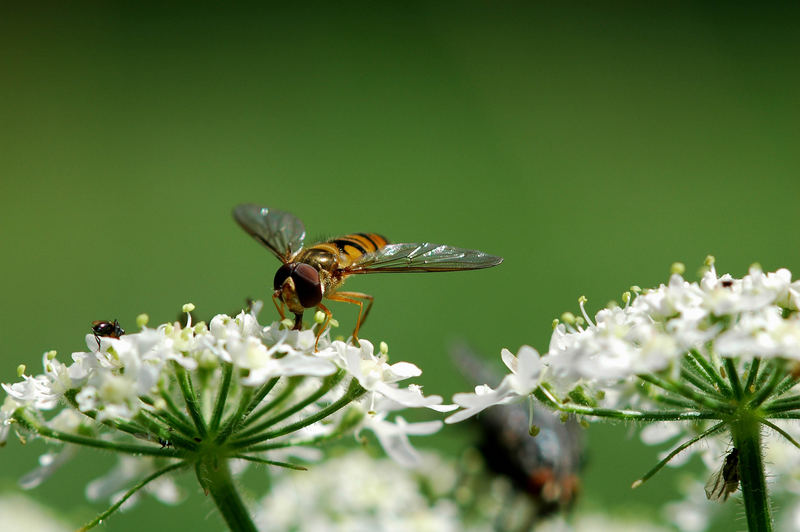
[233, 204, 503, 346]
[705, 447, 740, 502]
[91, 319, 125, 349]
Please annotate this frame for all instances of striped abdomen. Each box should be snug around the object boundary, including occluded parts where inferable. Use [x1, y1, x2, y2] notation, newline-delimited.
[310, 233, 389, 268]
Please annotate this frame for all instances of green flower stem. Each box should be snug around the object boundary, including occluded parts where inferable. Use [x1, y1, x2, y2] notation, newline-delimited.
[196, 457, 257, 532]
[78, 461, 186, 531]
[142, 405, 199, 439]
[66, 394, 179, 443]
[236, 371, 345, 440]
[749, 366, 785, 408]
[683, 353, 721, 391]
[768, 412, 800, 419]
[240, 407, 364, 453]
[763, 393, 800, 408]
[680, 367, 719, 395]
[744, 358, 762, 394]
[239, 377, 302, 428]
[175, 365, 208, 437]
[633, 421, 726, 488]
[241, 377, 280, 420]
[214, 386, 254, 444]
[649, 393, 700, 409]
[772, 373, 800, 398]
[724, 358, 744, 399]
[158, 384, 194, 427]
[762, 397, 800, 415]
[14, 409, 185, 458]
[689, 349, 732, 396]
[759, 418, 800, 451]
[209, 363, 234, 433]
[637, 374, 732, 412]
[135, 411, 199, 450]
[731, 414, 773, 532]
[231, 453, 307, 470]
[534, 387, 719, 422]
[232, 382, 366, 447]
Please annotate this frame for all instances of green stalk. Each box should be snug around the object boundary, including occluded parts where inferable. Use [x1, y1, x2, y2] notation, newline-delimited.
[731, 414, 773, 532]
[680, 367, 719, 395]
[209, 363, 235, 433]
[633, 421, 726, 488]
[78, 461, 186, 531]
[762, 396, 800, 414]
[232, 453, 307, 470]
[533, 386, 719, 422]
[749, 367, 785, 408]
[235, 371, 345, 440]
[175, 365, 208, 436]
[232, 383, 365, 447]
[240, 377, 302, 428]
[14, 410, 185, 458]
[213, 385, 254, 444]
[241, 377, 281, 420]
[195, 457, 257, 532]
[239, 406, 364, 453]
[743, 358, 762, 394]
[772, 373, 800, 398]
[158, 384, 194, 427]
[689, 349, 732, 396]
[637, 373, 732, 412]
[724, 358, 743, 400]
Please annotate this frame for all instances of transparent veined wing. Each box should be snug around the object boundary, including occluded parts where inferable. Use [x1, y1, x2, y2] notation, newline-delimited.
[344, 242, 502, 273]
[233, 204, 306, 262]
[704, 448, 740, 502]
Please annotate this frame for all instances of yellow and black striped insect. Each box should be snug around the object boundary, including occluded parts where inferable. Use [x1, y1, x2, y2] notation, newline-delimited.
[233, 204, 503, 346]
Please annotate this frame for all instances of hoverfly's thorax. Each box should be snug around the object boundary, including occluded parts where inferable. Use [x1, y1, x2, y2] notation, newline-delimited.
[296, 248, 339, 273]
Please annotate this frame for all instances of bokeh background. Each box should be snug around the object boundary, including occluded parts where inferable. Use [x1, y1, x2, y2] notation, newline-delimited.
[2, 3, 799, 530]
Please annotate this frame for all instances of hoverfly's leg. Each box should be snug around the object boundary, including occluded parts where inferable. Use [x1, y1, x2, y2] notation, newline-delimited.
[272, 292, 287, 320]
[326, 291, 373, 346]
[292, 312, 304, 331]
[314, 304, 333, 352]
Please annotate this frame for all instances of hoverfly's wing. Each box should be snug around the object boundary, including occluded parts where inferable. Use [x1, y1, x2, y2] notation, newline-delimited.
[344, 242, 502, 273]
[233, 204, 306, 263]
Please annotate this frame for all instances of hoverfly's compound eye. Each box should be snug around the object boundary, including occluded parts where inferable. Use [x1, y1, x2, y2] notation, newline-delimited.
[273, 264, 293, 291]
[291, 263, 323, 308]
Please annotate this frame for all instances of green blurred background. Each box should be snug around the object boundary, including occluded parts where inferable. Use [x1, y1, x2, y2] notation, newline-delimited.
[2, 2, 799, 530]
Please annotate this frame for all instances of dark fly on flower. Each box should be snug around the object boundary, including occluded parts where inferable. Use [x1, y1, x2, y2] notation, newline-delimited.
[705, 447, 740, 502]
[91, 320, 124, 349]
[451, 343, 585, 520]
[233, 204, 503, 347]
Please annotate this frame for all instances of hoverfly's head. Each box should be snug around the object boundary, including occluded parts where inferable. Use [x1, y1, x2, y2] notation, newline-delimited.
[274, 262, 323, 312]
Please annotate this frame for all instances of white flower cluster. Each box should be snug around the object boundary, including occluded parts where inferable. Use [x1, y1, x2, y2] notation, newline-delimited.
[2, 303, 452, 480]
[256, 447, 670, 532]
[447, 263, 800, 419]
[255, 449, 480, 532]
